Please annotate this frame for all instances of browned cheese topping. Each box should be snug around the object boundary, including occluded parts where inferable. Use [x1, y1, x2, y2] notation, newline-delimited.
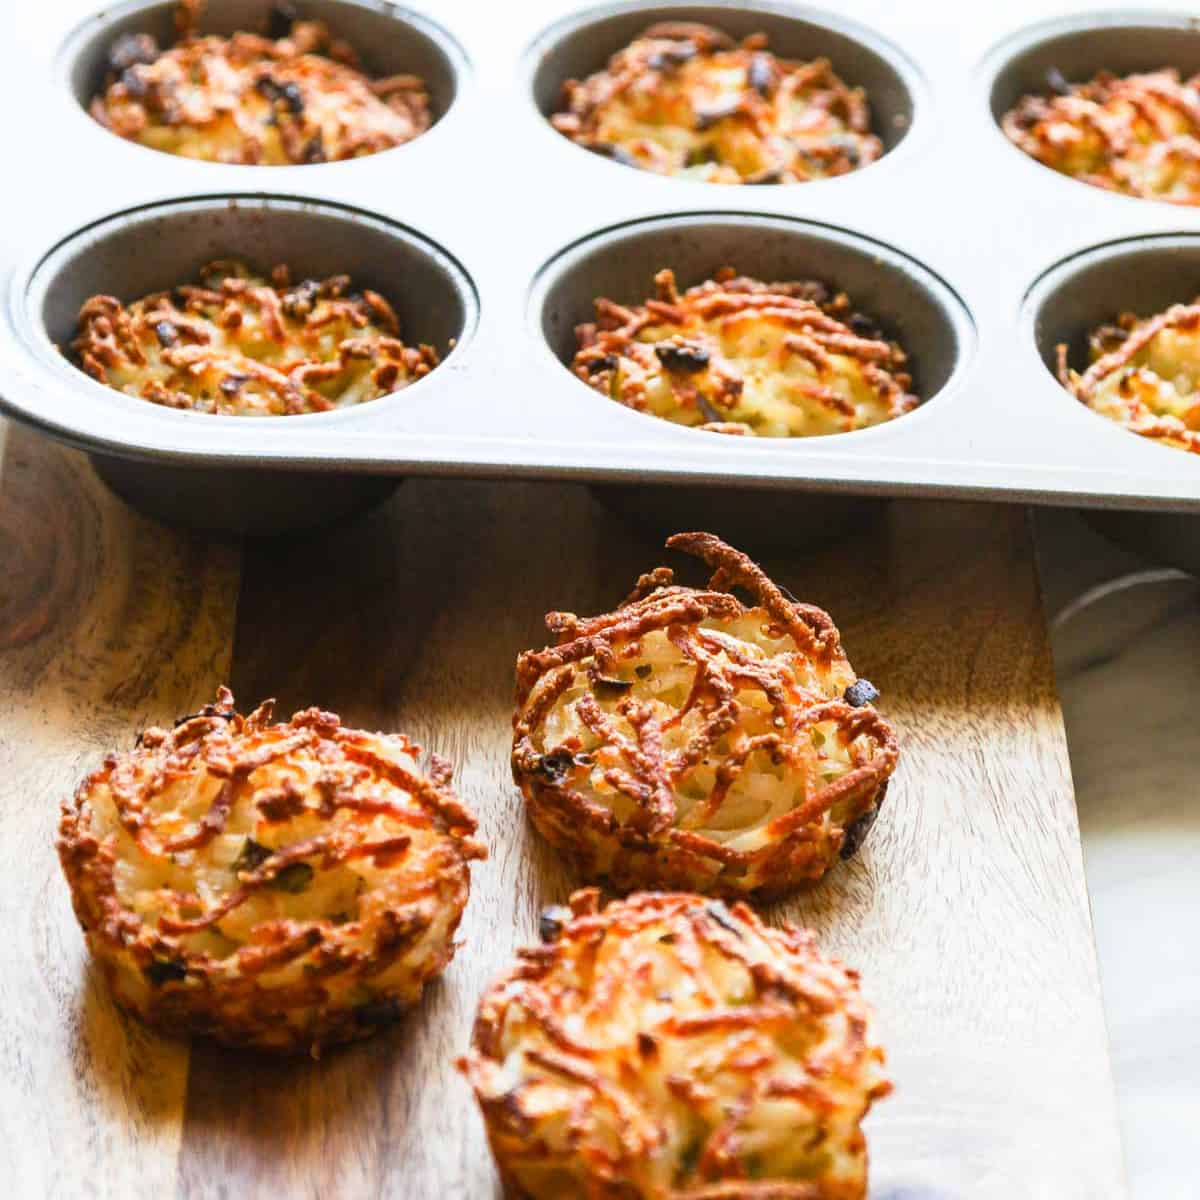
[1003, 67, 1200, 204]
[56, 689, 485, 1053]
[573, 268, 918, 437]
[512, 533, 899, 898]
[1058, 301, 1200, 455]
[461, 888, 891, 1199]
[72, 259, 439, 416]
[90, 0, 430, 164]
[551, 21, 881, 184]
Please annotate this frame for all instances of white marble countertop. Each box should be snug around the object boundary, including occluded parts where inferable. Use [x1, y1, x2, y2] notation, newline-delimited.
[1035, 511, 1200, 1200]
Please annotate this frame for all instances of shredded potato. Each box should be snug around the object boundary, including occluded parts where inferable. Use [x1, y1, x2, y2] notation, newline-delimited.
[572, 268, 917, 437]
[72, 259, 438, 416]
[1057, 302, 1200, 455]
[552, 22, 880, 184]
[57, 689, 484, 1054]
[90, 0, 429, 165]
[512, 533, 899, 898]
[461, 888, 890, 1199]
[1002, 67, 1200, 205]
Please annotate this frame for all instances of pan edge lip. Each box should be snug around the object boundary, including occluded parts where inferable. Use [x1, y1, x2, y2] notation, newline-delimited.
[6, 191, 480, 433]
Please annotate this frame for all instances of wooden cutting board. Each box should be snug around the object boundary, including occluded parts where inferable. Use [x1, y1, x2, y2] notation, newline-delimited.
[0, 426, 1125, 1198]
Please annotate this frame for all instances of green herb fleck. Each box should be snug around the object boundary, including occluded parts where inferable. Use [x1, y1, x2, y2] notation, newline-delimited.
[270, 862, 314, 893]
[232, 838, 271, 873]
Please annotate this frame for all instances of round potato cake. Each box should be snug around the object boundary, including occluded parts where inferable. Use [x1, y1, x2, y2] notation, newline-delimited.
[90, 1, 430, 165]
[460, 888, 891, 1200]
[512, 532, 899, 898]
[72, 259, 438, 416]
[1058, 300, 1200, 455]
[551, 21, 881, 185]
[1002, 67, 1200, 205]
[56, 689, 485, 1054]
[571, 268, 918, 437]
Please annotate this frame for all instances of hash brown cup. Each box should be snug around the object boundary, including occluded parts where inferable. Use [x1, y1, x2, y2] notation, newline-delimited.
[57, 688, 485, 1054]
[512, 533, 898, 899]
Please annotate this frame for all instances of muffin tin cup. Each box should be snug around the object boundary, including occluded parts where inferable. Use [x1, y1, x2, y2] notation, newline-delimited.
[1, 0, 1200, 542]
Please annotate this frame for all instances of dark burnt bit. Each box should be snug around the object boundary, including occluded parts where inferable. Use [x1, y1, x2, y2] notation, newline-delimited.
[232, 837, 272, 874]
[647, 42, 698, 72]
[267, 0, 300, 40]
[219, 374, 248, 397]
[256, 75, 305, 115]
[744, 167, 784, 185]
[586, 354, 617, 376]
[154, 320, 180, 349]
[593, 675, 634, 698]
[535, 749, 578, 786]
[703, 900, 743, 937]
[538, 904, 572, 943]
[839, 804, 879, 860]
[108, 32, 160, 76]
[173, 702, 234, 727]
[655, 342, 710, 373]
[847, 312, 884, 342]
[120, 65, 152, 99]
[303, 133, 327, 164]
[354, 997, 404, 1026]
[844, 678, 880, 708]
[281, 278, 321, 319]
[144, 958, 187, 986]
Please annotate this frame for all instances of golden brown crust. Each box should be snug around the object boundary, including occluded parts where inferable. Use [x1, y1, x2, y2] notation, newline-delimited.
[90, 1, 430, 165]
[71, 260, 439, 416]
[572, 268, 917, 437]
[56, 688, 485, 1054]
[1002, 67, 1200, 205]
[460, 889, 891, 1199]
[551, 23, 880, 184]
[1057, 302, 1200, 455]
[511, 534, 899, 899]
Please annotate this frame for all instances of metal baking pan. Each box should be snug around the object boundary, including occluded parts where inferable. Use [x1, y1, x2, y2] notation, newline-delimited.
[1, 0, 1199, 536]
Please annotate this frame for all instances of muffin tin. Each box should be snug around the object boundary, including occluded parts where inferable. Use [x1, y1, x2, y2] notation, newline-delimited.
[1, 0, 1199, 535]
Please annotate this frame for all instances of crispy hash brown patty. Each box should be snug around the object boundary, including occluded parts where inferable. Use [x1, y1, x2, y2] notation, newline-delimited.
[72, 259, 439, 416]
[56, 689, 485, 1053]
[1002, 67, 1200, 205]
[551, 22, 880, 184]
[460, 889, 891, 1200]
[572, 268, 918, 437]
[1057, 302, 1200, 455]
[512, 534, 899, 898]
[90, 1, 429, 165]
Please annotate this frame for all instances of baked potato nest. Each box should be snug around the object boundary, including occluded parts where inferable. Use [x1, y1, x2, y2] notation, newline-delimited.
[90, 0, 430, 165]
[551, 21, 880, 185]
[1002, 67, 1200, 205]
[73, 259, 438, 416]
[460, 888, 891, 1200]
[512, 533, 899, 898]
[1057, 301, 1200, 455]
[572, 268, 918, 437]
[57, 687, 485, 1054]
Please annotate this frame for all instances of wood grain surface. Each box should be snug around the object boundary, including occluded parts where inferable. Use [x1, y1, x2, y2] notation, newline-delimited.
[0, 431, 1126, 1198]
